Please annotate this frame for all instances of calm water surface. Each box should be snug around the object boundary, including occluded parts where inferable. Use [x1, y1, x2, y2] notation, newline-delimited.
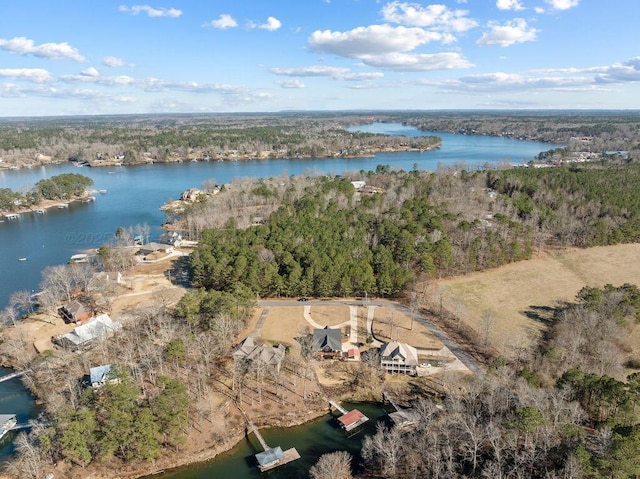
[154, 403, 388, 479]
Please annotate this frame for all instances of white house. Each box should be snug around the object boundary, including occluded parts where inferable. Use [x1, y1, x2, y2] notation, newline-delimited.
[380, 341, 419, 374]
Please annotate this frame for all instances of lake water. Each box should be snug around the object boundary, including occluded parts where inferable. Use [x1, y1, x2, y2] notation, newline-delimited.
[152, 402, 388, 479]
[0, 123, 558, 311]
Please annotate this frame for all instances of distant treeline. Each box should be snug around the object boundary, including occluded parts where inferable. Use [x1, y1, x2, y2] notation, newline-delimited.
[2, 111, 639, 168]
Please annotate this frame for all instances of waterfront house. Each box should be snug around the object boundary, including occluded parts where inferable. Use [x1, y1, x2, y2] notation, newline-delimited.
[54, 313, 121, 351]
[312, 327, 343, 359]
[380, 341, 419, 374]
[159, 231, 182, 247]
[232, 337, 286, 374]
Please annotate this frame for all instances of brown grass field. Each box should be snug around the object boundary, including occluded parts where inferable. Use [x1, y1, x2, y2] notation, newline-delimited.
[372, 305, 443, 350]
[432, 244, 640, 358]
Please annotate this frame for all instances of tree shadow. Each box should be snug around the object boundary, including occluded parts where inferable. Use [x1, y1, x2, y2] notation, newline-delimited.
[165, 255, 190, 286]
[523, 305, 557, 325]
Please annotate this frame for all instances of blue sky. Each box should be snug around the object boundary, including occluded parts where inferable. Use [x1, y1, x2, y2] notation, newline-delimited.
[1, 0, 639, 116]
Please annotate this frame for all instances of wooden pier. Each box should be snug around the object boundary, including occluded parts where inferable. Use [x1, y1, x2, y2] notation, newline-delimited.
[328, 399, 369, 432]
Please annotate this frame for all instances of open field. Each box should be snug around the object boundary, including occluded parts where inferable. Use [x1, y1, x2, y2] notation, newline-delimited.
[372, 305, 443, 350]
[433, 244, 640, 358]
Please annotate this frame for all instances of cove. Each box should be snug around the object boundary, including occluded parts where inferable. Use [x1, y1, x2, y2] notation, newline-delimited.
[151, 402, 388, 479]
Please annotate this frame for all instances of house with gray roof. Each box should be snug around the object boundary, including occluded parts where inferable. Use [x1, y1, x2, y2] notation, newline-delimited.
[312, 327, 343, 359]
[380, 341, 419, 374]
[54, 313, 122, 352]
[233, 337, 286, 374]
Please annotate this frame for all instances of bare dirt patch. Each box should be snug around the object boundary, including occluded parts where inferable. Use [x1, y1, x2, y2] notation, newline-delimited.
[432, 244, 640, 359]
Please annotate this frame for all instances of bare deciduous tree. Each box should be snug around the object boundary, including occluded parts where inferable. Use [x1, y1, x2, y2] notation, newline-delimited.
[309, 450, 353, 479]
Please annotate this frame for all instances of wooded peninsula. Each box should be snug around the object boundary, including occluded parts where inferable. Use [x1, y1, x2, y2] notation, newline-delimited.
[1, 111, 640, 479]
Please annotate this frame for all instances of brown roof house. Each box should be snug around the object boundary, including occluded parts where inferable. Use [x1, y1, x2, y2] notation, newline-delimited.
[58, 300, 93, 324]
[380, 341, 419, 374]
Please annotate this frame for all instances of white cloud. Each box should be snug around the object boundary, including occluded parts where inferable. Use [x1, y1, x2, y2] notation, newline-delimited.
[545, 0, 579, 10]
[102, 56, 132, 67]
[359, 52, 473, 71]
[61, 73, 136, 86]
[276, 79, 305, 88]
[0, 68, 53, 83]
[380, 2, 478, 32]
[341, 72, 385, 81]
[496, 0, 525, 11]
[534, 6, 546, 13]
[271, 66, 351, 77]
[81, 67, 100, 77]
[594, 57, 640, 84]
[309, 24, 450, 58]
[433, 72, 594, 93]
[476, 19, 538, 47]
[204, 14, 238, 29]
[0, 36, 85, 62]
[118, 5, 182, 18]
[271, 65, 385, 81]
[248, 16, 282, 31]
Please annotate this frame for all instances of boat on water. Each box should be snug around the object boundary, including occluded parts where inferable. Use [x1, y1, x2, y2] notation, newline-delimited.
[18, 257, 27, 262]
[35, 208, 45, 214]
[0, 414, 17, 441]
[99, 189, 107, 194]
[57, 203, 69, 209]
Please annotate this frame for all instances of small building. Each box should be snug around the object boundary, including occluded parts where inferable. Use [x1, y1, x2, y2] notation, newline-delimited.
[88, 364, 119, 389]
[338, 409, 369, 431]
[351, 180, 366, 190]
[256, 446, 285, 471]
[380, 341, 419, 374]
[54, 313, 121, 351]
[312, 327, 343, 360]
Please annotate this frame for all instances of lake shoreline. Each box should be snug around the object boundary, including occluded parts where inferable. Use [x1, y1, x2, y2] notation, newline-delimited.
[0, 190, 96, 218]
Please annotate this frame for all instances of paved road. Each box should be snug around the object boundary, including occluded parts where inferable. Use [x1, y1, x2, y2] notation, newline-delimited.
[256, 298, 484, 376]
